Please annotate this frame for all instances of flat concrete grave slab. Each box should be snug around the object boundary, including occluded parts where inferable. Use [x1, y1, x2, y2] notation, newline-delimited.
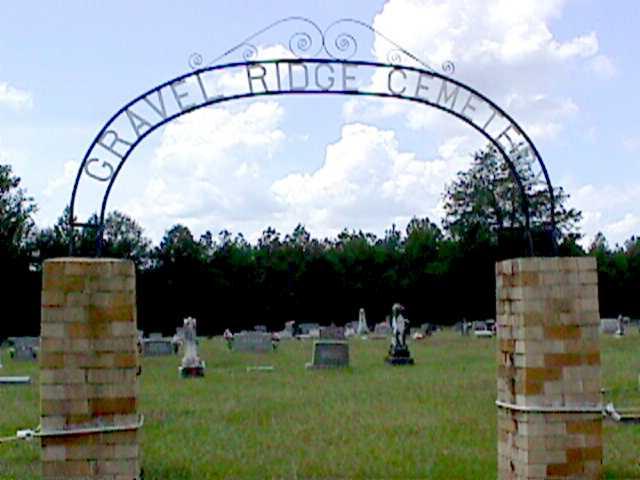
[143, 338, 174, 356]
[0, 376, 31, 385]
[232, 332, 273, 353]
[306, 341, 349, 369]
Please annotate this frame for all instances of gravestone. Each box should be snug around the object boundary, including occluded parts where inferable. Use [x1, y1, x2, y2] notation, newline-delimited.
[357, 308, 370, 335]
[143, 337, 174, 356]
[148, 332, 163, 339]
[232, 332, 273, 353]
[306, 341, 349, 368]
[319, 325, 345, 340]
[371, 322, 392, 339]
[180, 317, 205, 377]
[298, 323, 320, 335]
[12, 337, 39, 361]
[277, 321, 295, 339]
[614, 315, 625, 337]
[600, 318, 618, 335]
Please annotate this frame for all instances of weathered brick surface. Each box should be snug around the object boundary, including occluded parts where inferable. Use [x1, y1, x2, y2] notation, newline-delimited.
[40, 258, 141, 480]
[496, 257, 602, 479]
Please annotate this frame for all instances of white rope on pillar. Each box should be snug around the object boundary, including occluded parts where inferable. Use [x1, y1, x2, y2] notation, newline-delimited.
[495, 399, 603, 414]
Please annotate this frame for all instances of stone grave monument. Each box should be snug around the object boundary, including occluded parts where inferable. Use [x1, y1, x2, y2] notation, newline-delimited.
[306, 341, 349, 368]
[385, 303, 414, 365]
[179, 317, 205, 378]
[371, 322, 392, 339]
[600, 318, 618, 335]
[298, 323, 320, 337]
[232, 331, 273, 353]
[11, 337, 39, 361]
[319, 324, 346, 340]
[615, 314, 625, 337]
[143, 334, 174, 356]
[357, 308, 370, 335]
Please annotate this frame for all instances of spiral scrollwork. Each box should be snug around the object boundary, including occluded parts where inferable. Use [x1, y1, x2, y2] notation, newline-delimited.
[190, 16, 438, 72]
[240, 43, 258, 61]
[188, 52, 203, 70]
[441, 60, 456, 75]
[386, 49, 404, 65]
[330, 32, 358, 60]
[288, 32, 316, 58]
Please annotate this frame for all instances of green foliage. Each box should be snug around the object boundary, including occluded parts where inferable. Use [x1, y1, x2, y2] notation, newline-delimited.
[0, 164, 36, 259]
[102, 211, 152, 266]
[443, 145, 582, 246]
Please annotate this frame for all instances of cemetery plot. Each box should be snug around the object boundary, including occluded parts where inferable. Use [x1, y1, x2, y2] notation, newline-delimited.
[1, 332, 638, 479]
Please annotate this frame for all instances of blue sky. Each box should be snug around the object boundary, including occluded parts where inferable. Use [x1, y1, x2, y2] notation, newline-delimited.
[0, 0, 638, 246]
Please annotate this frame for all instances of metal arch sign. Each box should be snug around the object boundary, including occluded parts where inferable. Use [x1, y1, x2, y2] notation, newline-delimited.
[69, 18, 556, 255]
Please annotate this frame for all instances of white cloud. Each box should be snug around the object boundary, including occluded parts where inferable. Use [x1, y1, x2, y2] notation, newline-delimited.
[0, 82, 33, 110]
[43, 160, 79, 197]
[606, 214, 640, 238]
[589, 54, 617, 79]
[344, 0, 609, 143]
[123, 101, 287, 240]
[271, 124, 474, 238]
[120, 102, 476, 243]
[569, 183, 640, 246]
[372, 0, 601, 72]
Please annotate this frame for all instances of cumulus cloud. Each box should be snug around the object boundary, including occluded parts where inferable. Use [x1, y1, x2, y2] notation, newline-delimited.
[123, 101, 287, 240]
[121, 99, 475, 242]
[0, 82, 33, 110]
[270, 124, 473, 238]
[569, 183, 640, 247]
[344, 0, 609, 141]
[43, 160, 79, 197]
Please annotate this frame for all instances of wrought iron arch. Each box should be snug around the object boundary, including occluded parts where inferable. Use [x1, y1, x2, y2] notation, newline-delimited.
[69, 17, 557, 256]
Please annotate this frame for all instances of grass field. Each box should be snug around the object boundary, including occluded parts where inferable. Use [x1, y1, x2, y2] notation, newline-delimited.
[0, 331, 638, 479]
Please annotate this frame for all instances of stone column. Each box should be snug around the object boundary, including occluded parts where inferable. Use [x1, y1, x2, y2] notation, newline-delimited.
[40, 258, 141, 479]
[496, 257, 602, 479]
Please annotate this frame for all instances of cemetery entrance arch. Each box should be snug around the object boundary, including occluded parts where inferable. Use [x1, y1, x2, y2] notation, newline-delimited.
[43, 17, 603, 480]
[68, 17, 557, 256]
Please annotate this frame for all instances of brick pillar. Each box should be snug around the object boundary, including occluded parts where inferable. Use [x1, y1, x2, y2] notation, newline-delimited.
[40, 258, 141, 479]
[496, 257, 602, 479]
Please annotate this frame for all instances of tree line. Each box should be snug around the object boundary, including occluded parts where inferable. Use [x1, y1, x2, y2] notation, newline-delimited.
[1, 146, 638, 337]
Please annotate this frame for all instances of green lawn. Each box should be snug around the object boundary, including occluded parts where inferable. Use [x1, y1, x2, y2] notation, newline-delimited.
[1, 331, 638, 479]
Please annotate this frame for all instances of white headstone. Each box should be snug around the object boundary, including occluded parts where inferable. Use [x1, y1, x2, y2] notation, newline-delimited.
[357, 308, 370, 335]
[180, 317, 205, 377]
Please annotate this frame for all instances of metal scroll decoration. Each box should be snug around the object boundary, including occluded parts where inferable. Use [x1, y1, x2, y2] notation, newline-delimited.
[69, 17, 556, 257]
[188, 17, 452, 73]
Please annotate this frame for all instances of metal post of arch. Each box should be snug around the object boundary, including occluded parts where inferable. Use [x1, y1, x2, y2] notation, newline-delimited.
[68, 17, 557, 257]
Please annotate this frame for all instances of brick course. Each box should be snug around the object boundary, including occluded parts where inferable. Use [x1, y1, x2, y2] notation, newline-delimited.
[496, 257, 602, 479]
[41, 258, 141, 480]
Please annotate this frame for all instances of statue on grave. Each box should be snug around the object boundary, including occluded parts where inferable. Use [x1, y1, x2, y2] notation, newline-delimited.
[179, 317, 205, 378]
[357, 308, 370, 335]
[385, 303, 414, 365]
[223, 328, 234, 349]
[615, 314, 625, 337]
